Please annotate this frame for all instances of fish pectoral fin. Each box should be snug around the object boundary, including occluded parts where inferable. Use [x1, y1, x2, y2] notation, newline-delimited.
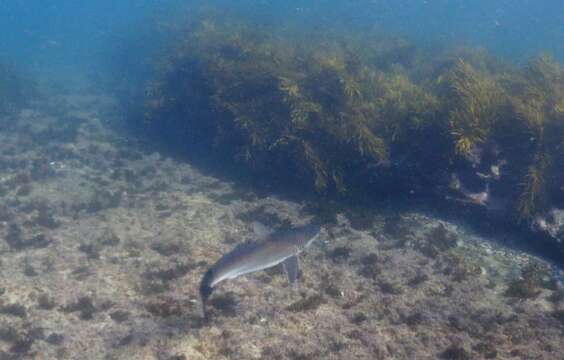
[252, 221, 274, 239]
[282, 255, 300, 284]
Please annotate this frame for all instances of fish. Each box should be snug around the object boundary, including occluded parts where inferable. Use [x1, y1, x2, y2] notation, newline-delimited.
[448, 173, 508, 213]
[199, 222, 321, 317]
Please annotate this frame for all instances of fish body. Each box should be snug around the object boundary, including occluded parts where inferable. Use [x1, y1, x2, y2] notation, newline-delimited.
[200, 223, 321, 314]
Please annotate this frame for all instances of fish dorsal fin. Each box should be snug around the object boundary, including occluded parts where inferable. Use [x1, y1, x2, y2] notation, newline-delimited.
[282, 255, 300, 284]
[251, 221, 274, 239]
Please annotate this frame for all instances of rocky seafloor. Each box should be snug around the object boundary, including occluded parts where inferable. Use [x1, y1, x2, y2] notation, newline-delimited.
[0, 94, 563, 360]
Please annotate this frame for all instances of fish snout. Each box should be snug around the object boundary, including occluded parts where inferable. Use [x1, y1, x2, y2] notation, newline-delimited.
[200, 269, 215, 307]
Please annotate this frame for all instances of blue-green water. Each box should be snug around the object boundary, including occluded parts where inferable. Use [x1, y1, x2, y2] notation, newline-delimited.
[1, 1, 563, 77]
[0, 1, 563, 359]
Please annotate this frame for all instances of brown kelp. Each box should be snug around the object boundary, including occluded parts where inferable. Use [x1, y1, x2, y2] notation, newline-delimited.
[145, 17, 439, 196]
[501, 55, 564, 221]
[143, 14, 564, 227]
[440, 59, 505, 157]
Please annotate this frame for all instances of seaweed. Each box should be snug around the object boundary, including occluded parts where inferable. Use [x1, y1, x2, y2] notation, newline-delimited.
[15, 184, 32, 197]
[440, 343, 472, 360]
[23, 260, 38, 277]
[143, 18, 438, 195]
[99, 229, 120, 246]
[350, 312, 368, 324]
[472, 342, 498, 359]
[382, 214, 410, 239]
[83, 189, 122, 213]
[286, 294, 326, 312]
[142, 262, 194, 282]
[0, 303, 27, 318]
[61, 296, 98, 320]
[403, 312, 426, 327]
[77, 230, 120, 259]
[505, 261, 548, 299]
[344, 208, 375, 230]
[208, 292, 238, 317]
[31, 206, 60, 229]
[78, 243, 101, 260]
[109, 310, 130, 323]
[502, 55, 564, 221]
[417, 224, 458, 257]
[37, 294, 56, 310]
[4, 224, 52, 250]
[0, 204, 11, 222]
[516, 153, 550, 221]
[442, 253, 482, 282]
[150, 241, 182, 256]
[141, 13, 564, 233]
[441, 60, 505, 157]
[0, 325, 19, 343]
[359, 253, 381, 279]
[328, 246, 352, 262]
[45, 333, 64, 346]
[407, 273, 429, 287]
[145, 298, 184, 318]
[378, 280, 404, 295]
[552, 309, 564, 325]
[236, 206, 285, 228]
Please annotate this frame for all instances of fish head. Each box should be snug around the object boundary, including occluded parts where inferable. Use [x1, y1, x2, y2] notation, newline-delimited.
[199, 268, 215, 314]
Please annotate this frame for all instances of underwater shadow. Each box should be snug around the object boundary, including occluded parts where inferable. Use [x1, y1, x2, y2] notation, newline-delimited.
[120, 109, 564, 270]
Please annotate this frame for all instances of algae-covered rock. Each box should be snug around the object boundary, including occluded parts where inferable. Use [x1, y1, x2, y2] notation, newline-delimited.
[143, 16, 441, 196]
[141, 13, 564, 246]
[505, 261, 549, 299]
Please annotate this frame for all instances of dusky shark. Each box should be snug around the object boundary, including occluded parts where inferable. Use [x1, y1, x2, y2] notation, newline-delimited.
[199, 222, 321, 316]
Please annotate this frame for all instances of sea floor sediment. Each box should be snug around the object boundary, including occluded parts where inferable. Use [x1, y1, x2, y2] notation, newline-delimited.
[0, 94, 563, 359]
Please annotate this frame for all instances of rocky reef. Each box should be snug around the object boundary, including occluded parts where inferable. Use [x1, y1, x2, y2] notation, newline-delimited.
[0, 86, 561, 359]
[142, 13, 564, 256]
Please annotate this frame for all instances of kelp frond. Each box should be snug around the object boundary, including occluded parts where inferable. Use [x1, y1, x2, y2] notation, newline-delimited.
[279, 76, 300, 98]
[372, 71, 439, 141]
[339, 112, 387, 161]
[302, 140, 329, 191]
[517, 154, 550, 222]
[343, 77, 362, 100]
[524, 54, 564, 90]
[511, 96, 545, 138]
[554, 99, 564, 115]
[143, 12, 564, 218]
[289, 101, 321, 128]
[445, 60, 504, 156]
